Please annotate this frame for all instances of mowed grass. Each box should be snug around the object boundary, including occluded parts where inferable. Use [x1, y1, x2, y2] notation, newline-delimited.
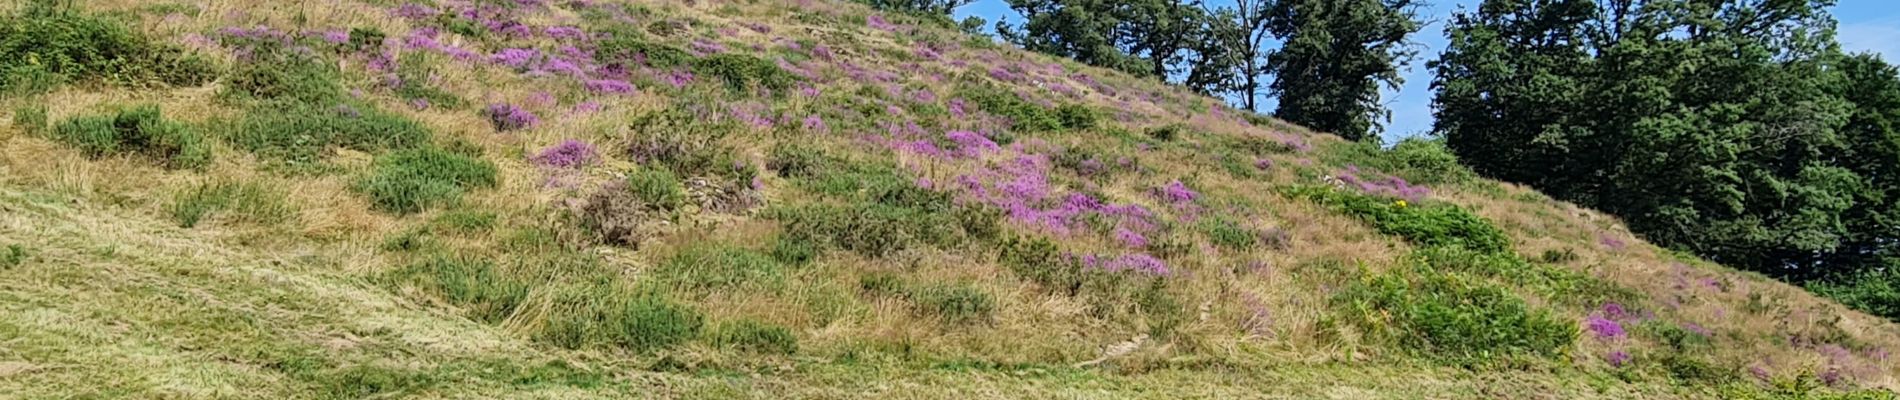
[0, 184, 1717, 400]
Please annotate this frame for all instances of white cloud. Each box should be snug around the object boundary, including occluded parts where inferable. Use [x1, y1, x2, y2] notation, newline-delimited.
[1839, 19, 1900, 60]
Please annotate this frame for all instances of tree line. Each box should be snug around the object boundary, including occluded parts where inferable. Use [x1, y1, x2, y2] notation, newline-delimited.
[870, 0, 1900, 320]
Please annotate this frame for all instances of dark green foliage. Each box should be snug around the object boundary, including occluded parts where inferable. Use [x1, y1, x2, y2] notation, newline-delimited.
[1432, 0, 1899, 288]
[1413, 245, 1639, 308]
[1145, 123, 1188, 142]
[1264, 0, 1419, 140]
[1807, 266, 1900, 320]
[954, 83, 1063, 133]
[595, 26, 693, 68]
[1, 244, 27, 269]
[232, 102, 433, 163]
[1539, 248, 1578, 264]
[429, 210, 497, 234]
[765, 142, 844, 179]
[1333, 268, 1576, 365]
[49, 105, 211, 169]
[1054, 104, 1100, 130]
[710, 319, 799, 354]
[0, 2, 216, 94]
[768, 202, 969, 258]
[768, 235, 819, 266]
[168, 181, 295, 228]
[624, 168, 686, 212]
[692, 53, 795, 94]
[997, 235, 1088, 294]
[1287, 186, 1509, 253]
[1320, 138, 1472, 185]
[626, 109, 739, 177]
[655, 245, 783, 290]
[387, 256, 529, 323]
[997, 0, 1204, 79]
[355, 148, 498, 214]
[857, 0, 974, 15]
[223, 47, 344, 104]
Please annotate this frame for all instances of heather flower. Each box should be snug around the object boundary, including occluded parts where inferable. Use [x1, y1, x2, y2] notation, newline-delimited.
[544, 26, 586, 40]
[1157, 180, 1198, 204]
[1606, 350, 1631, 367]
[1585, 315, 1626, 340]
[483, 103, 539, 132]
[533, 139, 597, 168]
[663, 70, 695, 88]
[1600, 234, 1627, 250]
[811, 44, 833, 60]
[491, 48, 540, 69]
[1254, 158, 1274, 170]
[572, 101, 602, 114]
[866, 14, 898, 31]
[410, 98, 430, 110]
[392, 3, 440, 20]
[690, 39, 726, 55]
[1749, 364, 1773, 381]
[1601, 303, 1629, 320]
[946, 130, 997, 156]
[802, 114, 827, 133]
[1114, 227, 1148, 249]
[583, 79, 635, 94]
[317, 29, 349, 44]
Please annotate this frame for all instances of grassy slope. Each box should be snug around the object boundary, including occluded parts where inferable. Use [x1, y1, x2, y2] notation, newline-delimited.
[0, 0, 1896, 399]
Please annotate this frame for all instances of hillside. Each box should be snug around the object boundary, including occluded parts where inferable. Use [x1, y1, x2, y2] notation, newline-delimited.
[0, 0, 1897, 398]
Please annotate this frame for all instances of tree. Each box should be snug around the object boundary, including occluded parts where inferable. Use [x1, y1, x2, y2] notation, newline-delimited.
[1228, 0, 1276, 111]
[998, 0, 1152, 77]
[1265, 0, 1420, 141]
[861, 0, 976, 16]
[1432, 0, 1885, 281]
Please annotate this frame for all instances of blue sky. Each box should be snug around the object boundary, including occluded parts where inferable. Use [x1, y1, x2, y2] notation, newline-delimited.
[955, 0, 1900, 143]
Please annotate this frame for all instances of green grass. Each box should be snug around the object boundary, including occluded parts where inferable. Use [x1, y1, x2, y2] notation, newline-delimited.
[655, 244, 784, 290]
[355, 147, 498, 214]
[49, 104, 212, 169]
[167, 180, 296, 228]
[1332, 267, 1578, 366]
[709, 319, 799, 354]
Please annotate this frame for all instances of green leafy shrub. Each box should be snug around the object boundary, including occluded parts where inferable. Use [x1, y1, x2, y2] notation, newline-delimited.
[691, 53, 795, 94]
[168, 180, 296, 228]
[709, 319, 798, 354]
[1806, 266, 1900, 321]
[625, 168, 686, 212]
[0, 2, 216, 94]
[955, 83, 1063, 133]
[769, 235, 819, 266]
[1, 244, 27, 269]
[909, 283, 996, 323]
[1288, 186, 1510, 253]
[656, 245, 783, 290]
[1054, 104, 1099, 130]
[1321, 138, 1473, 186]
[1145, 123, 1188, 142]
[49, 104, 211, 169]
[355, 147, 498, 214]
[1201, 218, 1256, 250]
[596, 28, 693, 68]
[626, 109, 738, 177]
[1414, 245, 1639, 308]
[766, 142, 847, 179]
[385, 255, 529, 323]
[1333, 269, 1576, 365]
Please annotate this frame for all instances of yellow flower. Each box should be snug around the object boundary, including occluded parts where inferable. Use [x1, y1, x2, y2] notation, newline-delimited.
[1394, 200, 1408, 208]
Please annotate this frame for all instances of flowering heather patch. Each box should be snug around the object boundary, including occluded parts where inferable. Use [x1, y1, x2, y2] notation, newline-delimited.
[811, 44, 834, 61]
[1079, 253, 1171, 276]
[572, 101, 602, 114]
[315, 29, 349, 44]
[728, 103, 775, 129]
[583, 79, 635, 94]
[945, 130, 997, 157]
[1601, 303, 1629, 320]
[491, 48, 541, 69]
[391, 3, 440, 19]
[690, 39, 726, 55]
[988, 66, 1023, 83]
[866, 14, 900, 32]
[1585, 314, 1626, 340]
[1600, 234, 1627, 250]
[1254, 158, 1274, 170]
[1156, 180, 1198, 204]
[1336, 165, 1428, 201]
[662, 70, 695, 88]
[1114, 227, 1149, 249]
[483, 103, 539, 132]
[1606, 350, 1631, 367]
[544, 26, 586, 40]
[533, 139, 597, 169]
[802, 115, 828, 133]
[410, 98, 431, 110]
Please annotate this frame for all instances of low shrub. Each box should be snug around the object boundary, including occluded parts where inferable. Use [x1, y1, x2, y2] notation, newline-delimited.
[691, 53, 795, 94]
[955, 83, 1062, 133]
[50, 104, 211, 169]
[1054, 104, 1099, 130]
[355, 147, 498, 214]
[596, 28, 693, 68]
[626, 109, 738, 177]
[768, 202, 971, 258]
[709, 319, 798, 354]
[1145, 123, 1188, 142]
[1201, 218, 1256, 250]
[0, 2, 216, 94]
[625, 168, 686, 212]
[2, 244, 27, 269]
[1288, 186, 1510, 253]
[1806, 267, 1900, 321]
[232, 102, 432, 163]
[1320, 138, 1473, 186]
[168, 180, 296, 228]
[1333, 268, 1576, 365]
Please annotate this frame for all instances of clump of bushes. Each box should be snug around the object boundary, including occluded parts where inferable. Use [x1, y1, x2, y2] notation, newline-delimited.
[1287, 186, 1510, 253]
[355, 147, 498, 214]
[626, 109, 739, 177]
[1332, 268, 1577, 365]
[168, 180, 296, 228]
[1807, 268, 1900, 321]
[50, 104, 211, 169]
[1321, 138, 1473, 186]
[954, 83, 1072, 133]
[691, 53, 795, 94]
[0, 1, 216, 94]
[768, 202, 985, 258]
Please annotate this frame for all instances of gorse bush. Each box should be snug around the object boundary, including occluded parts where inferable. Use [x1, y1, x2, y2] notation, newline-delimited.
[955, 83, 1066, 133]
[908, 283, 996, 323]
[0, 2, 216, 94]
[50, 104, 212, 169]
[168, 180, 296, 228]
[356, 147, 498, 214]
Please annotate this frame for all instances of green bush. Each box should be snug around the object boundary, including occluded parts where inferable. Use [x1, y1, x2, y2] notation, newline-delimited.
[656, 245, 784, 290]
[602, 291, 704, 352]
[1333, 269, 1576, 365]
[1288, 186, 1510, 253]
[625, 168, 686, 212]
[1320, 138, 1473, 186]
[1145, 123, 1188, 142]
[1807, 266, 1900, 321]
[2, 244, 27, 269]
[955, 83, 1062, 133]
[709, 319, 799, 354]
[997, 236, 1088, 295]
[386, 255, 529, 323]
[766, 142, 846, 179]
[626, 109, 738, 177]
[691, 53, 795, 94]
[768, 202, 970, 258]
[1054, 104, 1099, 130]
[1414, 245, 1639, 308]
[596, 28, 693, 68]
[232, 102, 433, 163]
[49, 104, 211, 169]
[168, 180, 296, 228]
[0, 2, 216, 94]
[355, 147, 498, 214]
[1201, 218, 1256, 250]
[223, 50, 343, 104]
[909, 283, 996, 323]
[768, 235, 819, 266]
